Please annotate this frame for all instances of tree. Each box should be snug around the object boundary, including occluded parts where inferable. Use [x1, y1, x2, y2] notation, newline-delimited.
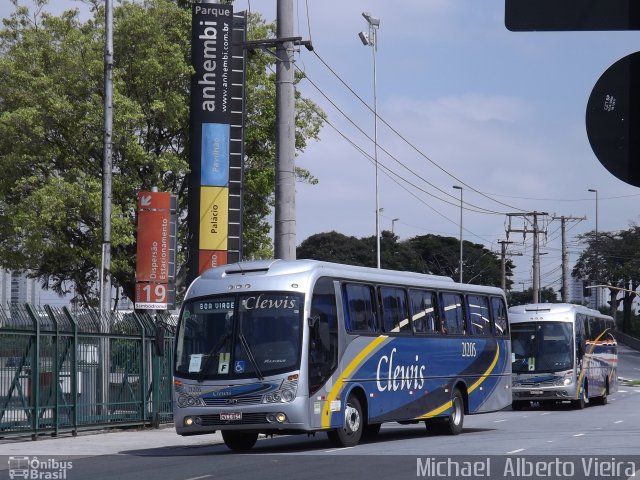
[507, 287, 557, 306]
[297, 231, 508, 286]
[573, 226, 640, 333]
[297, 230, 423, 272]
[0, 0, 325, 306]
[408, 234, 510, 287]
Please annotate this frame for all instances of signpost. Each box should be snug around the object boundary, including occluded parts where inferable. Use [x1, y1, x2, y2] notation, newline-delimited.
[135, 192, 177, 310]
[187, 4, 246, 286]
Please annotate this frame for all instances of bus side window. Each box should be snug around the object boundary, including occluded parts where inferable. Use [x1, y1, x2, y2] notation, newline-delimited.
[409, 289, 438, 334]
[467, 294, 491, 336]
[490, 297, 508, 336]
[344, 283, 377, 333]
[380, 286, 410, 333]
[440, 292, 466, 335]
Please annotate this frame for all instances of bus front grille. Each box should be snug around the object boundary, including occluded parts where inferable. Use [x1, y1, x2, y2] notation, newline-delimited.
[199, 413, 269, 426]
[202, 395, 264, 406]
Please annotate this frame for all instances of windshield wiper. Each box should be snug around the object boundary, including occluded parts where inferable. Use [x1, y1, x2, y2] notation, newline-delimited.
[197, 333, 230, 383]
[238, 332, 264, 381]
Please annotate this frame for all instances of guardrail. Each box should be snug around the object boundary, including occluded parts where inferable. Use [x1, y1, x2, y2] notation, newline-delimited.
[615, 331, 640, 352]
[0, 304, 176, 439]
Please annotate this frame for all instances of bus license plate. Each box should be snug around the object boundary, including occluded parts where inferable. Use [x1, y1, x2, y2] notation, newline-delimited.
[220, 412, 242, 421]
[530, 390, 543, 395]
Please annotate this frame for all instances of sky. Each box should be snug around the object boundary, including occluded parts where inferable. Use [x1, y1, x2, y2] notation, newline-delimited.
[3, 0, 640, 296]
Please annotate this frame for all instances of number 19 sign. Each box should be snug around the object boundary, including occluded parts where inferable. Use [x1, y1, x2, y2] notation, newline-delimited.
[135, 192, 177, 310]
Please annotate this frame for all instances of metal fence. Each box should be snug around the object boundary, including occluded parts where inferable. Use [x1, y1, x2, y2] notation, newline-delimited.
[0, 304, 176, 439]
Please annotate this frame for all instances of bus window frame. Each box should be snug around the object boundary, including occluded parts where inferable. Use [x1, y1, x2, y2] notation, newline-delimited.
[378, 285, 412, 335]
[408, 288, 441, 336]
[466, 294, 492, 336]
[439, 291, 467, 336]
[343, 282, 378, 335]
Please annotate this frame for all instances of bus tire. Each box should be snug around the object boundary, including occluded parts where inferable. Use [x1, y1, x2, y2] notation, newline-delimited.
[572, 384, 588, 410]
[442, 389, 464, 435]
[221, 431, 258, 451]
[327, 394, 364, 447]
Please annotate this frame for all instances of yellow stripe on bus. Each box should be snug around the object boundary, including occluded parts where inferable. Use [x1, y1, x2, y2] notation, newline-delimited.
[575, 328, 611, 400]
[417, 343, 500, 419]
[320, 335, 388, 429]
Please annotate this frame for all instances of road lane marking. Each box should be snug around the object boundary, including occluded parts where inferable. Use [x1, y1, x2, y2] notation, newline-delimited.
[628, 468, 640, 480]
[614, 420, 623, 424]
[185, 476, 212, 480]
[507, 448, 525, 454]
[573, 433, 585, 437]
[494, 419, 507, 423]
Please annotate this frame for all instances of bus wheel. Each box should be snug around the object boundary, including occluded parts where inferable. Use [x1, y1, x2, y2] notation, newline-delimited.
[572, 385, 588, 410]
[442, 389, 464, 435]
[327, 395, 364, 447]
[221, 431, 258, 451]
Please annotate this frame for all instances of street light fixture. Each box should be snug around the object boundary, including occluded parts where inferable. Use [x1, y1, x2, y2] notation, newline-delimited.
[392, 218, 399, 235]
[359, 12, 381, 268]
[588, 188, 599, 309]
[453, 185, 463, 283]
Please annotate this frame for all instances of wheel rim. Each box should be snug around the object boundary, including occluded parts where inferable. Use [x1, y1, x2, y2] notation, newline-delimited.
[344, 403, 361, 434]
[451, 396, 462, 425]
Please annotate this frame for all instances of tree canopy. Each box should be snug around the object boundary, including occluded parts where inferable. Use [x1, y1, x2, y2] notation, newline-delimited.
[0, 0, 325, 307]
[573, 226, 640, 332]
[297, 231, 511, 288]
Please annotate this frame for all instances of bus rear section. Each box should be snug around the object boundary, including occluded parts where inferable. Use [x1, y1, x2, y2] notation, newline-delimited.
[509, 303, 617, 410]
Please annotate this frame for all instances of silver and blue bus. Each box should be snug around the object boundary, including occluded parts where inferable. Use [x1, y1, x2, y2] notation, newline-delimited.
[173, 259, 512, 450]
[509, 303, 617, 410]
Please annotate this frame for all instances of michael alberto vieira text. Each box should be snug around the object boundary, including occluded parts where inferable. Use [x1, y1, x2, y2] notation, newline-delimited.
[416, 457, 639, 477]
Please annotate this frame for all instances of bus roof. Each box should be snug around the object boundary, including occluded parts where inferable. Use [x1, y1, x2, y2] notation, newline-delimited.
[186, 259, 505, 300]
[508, 303, 612, 322]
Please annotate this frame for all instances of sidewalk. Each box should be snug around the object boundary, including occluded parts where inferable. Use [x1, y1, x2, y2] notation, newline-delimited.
[0, 425, 222, 457]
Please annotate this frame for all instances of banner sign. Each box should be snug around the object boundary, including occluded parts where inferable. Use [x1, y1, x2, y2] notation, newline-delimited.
[135, 192, 177, 310]
[188, 4, 246, 283]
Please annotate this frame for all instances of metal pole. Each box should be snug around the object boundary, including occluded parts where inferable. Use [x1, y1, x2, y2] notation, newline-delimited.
[561, 216, 568, 302]
[372, 23, 380, 269]
[453, 186, 463, 283]
[588, 189, 599, 309]
[101, 0, 113, 314]
[274, 0, 296, 260]
[532, 213, 540, 303]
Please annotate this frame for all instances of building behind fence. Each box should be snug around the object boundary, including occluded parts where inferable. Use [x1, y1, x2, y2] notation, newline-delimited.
[0, 303, 176, 439]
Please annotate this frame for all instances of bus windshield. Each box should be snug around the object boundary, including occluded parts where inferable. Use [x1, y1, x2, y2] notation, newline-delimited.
[511, 321, 573, 373]
[175, 292, 303, 380]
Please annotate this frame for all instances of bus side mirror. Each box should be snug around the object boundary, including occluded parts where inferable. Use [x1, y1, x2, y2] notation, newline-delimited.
[308, 315, 319, 328]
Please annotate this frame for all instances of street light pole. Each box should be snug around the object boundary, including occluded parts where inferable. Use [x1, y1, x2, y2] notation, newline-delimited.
[359, 12, 381, 269]
[392, 218, 399, 235]
[588, 188, 599, 309]
[453, 185, 463, 283]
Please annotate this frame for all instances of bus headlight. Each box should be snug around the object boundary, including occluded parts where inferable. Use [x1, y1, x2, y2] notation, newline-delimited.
[563, 377, 572, 386]
[184, 417, 194, 426]
[281, 389, 295, 402]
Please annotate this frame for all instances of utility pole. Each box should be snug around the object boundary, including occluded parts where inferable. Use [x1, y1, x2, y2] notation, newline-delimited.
[101, 0, 113, 315]
[506, 212, 548, 303]
[498, 240, 521, 291]
[552, 215, 585, 302]
[275, 0, 296, 260]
